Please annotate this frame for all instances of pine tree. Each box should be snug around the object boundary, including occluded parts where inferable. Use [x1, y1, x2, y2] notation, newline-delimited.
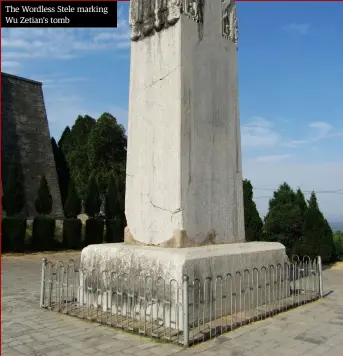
[303, 192, 334, 262]
[291, 188, 308, 256]
[263, 182, 303, 254]
[35, 176, 53, 215]
[58, 126, 72, 156]
[51, 137, 70, 207]
[64, 180, 81, 219]
[243, 179, 263, 241]
[3, 159, 25, 216]
[84, 174, 101, 218]
[295, 188, 307, 217]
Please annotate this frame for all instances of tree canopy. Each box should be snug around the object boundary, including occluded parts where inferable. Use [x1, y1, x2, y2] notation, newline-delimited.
[302, 192, 334, 262]
[263, 183, 304, 254]
[57, 113, 127, 202]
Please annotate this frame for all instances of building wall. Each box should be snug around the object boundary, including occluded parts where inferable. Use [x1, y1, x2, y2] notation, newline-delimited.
[2, 72, 64, 218]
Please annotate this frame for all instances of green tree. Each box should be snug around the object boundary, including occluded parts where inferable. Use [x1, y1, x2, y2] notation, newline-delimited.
[87, 113, 127, 196]
[51, 137, 70, 207]
[263, 182, 303, 254]
[295, 188, 307, 217]
[64, 179, 81, 219]
[84, 174, 101, 218]
[58, 126, 72, 156]
[303, 192, 334, 262]
[69, 115, 96, 148]
[243, 179, 263, 241]
[65, 116, 96, 200]
[3, 159, 25, 216]
[290, 188, 308, 255]
[35, 176, 53, 215]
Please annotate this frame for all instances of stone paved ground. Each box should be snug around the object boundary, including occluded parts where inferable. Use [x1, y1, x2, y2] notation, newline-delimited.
[2, 252, 343, 356]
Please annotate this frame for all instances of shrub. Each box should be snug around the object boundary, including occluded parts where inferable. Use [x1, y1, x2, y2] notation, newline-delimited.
[3, 159, 25, 216]
[333, 231, 343, 260]
[64, 180, 81, 218]
[84, 218, 104, 246]
[105, 218, 124, 243]
[105, 175, 122, 219]
[31, 216, 56, 251]
[2, 217, 27, 252]
[63, 219, 82, 249]
[84, 175, 101, 218]
[35, 176, 53, 215]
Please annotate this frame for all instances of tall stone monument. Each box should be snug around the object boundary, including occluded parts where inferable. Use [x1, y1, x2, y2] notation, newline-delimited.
[125, 0, 243, 247]
[81, 0, 286, 329]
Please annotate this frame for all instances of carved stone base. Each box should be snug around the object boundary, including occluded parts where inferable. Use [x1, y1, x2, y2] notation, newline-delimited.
[80, 241, 287, 330]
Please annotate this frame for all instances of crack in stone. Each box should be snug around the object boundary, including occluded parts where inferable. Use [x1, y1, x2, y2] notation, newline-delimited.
[147, 194, 181, 216]
[146, 64, 181, 89]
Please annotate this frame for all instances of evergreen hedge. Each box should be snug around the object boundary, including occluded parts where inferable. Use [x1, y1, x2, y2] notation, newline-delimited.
[35, 176, 53, 215]
[105, 218, 123, 243]
[3, 159, 25, 217]
[63, 219, 82, 249]
[84, 175, 101, 218]
[2, 217, 27, 252]
[84, 218, 104, 246]
[333, 232, 343, 259]
[31, 216, 56, 251]
[64, 179, 81, 218]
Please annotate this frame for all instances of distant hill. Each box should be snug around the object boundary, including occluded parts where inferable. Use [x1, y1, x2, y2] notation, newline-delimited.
[329, 221, 343, 232]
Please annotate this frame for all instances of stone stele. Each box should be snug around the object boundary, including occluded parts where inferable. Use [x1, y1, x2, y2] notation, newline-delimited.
[81, 0, 287, 330]
[125, 0, 243, 247]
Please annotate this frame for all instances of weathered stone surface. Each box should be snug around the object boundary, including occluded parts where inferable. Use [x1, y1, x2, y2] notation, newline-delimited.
[129, 0, 238, 46]
[129, 0, 205, 42]
[125, 0, 243, 246]
[2, 72, 64, 218]
[81, 242, 287, 282]
[81, 242, 287, 329]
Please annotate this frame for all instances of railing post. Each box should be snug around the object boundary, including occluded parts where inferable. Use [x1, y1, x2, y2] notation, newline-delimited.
[317, 256, 323, 298]
[183, 275, 189, 347]
[40, 258, 47, 308]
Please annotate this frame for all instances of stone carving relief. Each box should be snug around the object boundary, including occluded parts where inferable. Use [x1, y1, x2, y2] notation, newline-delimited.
[130, 0, 204, 42]
[222, 0, 238, 46]
[183, 0, 204, 23]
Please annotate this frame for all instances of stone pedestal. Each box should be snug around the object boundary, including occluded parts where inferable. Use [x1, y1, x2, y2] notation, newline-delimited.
[80, 242, 288, 330]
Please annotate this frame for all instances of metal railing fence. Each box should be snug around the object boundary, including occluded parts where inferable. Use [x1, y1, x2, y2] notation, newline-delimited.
[40, 255, 323, 347]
